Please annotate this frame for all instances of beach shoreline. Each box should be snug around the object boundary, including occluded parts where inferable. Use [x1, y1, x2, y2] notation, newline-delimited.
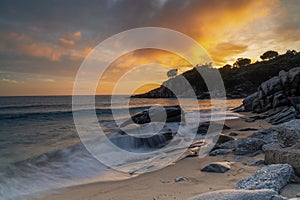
[34, 112, 273, 200]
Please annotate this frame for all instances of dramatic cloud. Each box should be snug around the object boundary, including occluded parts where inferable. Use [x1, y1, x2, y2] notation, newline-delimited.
[0, 0, 299, 95]
[59, 38, 75, 46]
[1, 78, 18, 84]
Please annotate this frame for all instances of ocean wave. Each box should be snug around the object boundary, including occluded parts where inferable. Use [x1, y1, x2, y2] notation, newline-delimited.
[0, 103, 70, 110]
[0, 98, 243, 199]
[0, 105, 182, 120]
[0, 142, 123, 200]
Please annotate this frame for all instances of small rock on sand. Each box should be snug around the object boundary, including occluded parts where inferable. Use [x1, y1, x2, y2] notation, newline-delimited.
[175, 177, 187, 182]
[239, 128, 259, 131]
[201, 162, 230, 173]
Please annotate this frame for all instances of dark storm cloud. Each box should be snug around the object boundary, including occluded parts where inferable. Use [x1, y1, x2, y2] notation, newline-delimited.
[0, 0, 173, 76]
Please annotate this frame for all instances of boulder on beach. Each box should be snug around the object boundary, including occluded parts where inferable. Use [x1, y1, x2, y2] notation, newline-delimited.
[215, 134, 234, 144]
[245, 159, 265, 166]
[116, 106, 185, 149]
[236, 164, 294, 192]
[209, 149, 232, 156]
[265, 143, 300, 176]
[197, 121, 230, 135]
[276, 119, 300, 148]
[201, 162, 230, 173]
[188, 189, 287, 200]
[250, 128, 280, 152]
[120, 106, 184, 128]
[249, 119, 300, 152]
[217, 138, 265, 155]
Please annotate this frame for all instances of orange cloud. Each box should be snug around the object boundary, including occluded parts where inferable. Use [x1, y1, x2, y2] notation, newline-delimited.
[210, 42, 249, 65]
[4, 0, 298, 96]
[96, 1, 279, 94]
[18, 43, 64, 61]
[73, 31, 81, 39]
[0, 31, 90, 62]
[58, 38, 75, 46]
[4, 32, 32, 43]
[1, 78, 18, 84]
[154, 0, 278, 66]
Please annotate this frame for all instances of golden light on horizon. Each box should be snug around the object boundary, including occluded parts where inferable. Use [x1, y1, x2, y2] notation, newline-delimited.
[96, 49, 194, 95]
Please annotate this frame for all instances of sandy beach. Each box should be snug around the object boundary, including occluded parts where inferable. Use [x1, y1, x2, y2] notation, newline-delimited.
[35, 113, 273, 200]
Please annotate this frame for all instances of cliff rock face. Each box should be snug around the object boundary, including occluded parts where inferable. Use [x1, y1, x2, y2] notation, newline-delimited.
[243, 67, 300, 124]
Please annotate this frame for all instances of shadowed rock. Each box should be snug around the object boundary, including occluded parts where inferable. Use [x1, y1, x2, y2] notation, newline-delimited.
[250, 128, 280, 152]
[243, 67, 300, 124]
[218, 138, 264, 155]
[215, 134, 235, 144]
[201, 162, 230, 173]
[209, 149, 233, 156]
[120, 106, 183, 127]
[243, 92, 259, 111]
[197, 121, 230, 135]
[239, 128, 259, 131]
[245, 159, 265, 166]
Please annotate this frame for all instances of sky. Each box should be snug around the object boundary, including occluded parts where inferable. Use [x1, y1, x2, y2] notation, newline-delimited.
[0, 0, 300, 96]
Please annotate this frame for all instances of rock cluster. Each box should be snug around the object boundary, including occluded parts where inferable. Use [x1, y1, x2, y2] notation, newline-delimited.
[214, 138, 265, 155]
[116, 106, 184, 149]
[120, 106, 183, 127]
[243, 67, 300, 124]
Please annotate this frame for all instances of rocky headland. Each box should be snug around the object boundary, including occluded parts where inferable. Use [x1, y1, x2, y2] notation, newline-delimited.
[133, 51, 300, 99]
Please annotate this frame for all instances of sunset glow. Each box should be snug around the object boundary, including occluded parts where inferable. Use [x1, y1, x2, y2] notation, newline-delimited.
[0, 0, 299, 95]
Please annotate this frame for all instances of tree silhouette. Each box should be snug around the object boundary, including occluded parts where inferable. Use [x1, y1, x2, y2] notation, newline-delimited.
[219, 64, 232, 73]
[260, 50, 279, 60]
[233, 58, 251, 68]
[286, 49, 297, 56]
[167, 69, 178, 78]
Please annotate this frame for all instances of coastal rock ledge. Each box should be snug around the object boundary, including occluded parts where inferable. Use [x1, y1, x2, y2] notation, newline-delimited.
[243, 67, 300, 124]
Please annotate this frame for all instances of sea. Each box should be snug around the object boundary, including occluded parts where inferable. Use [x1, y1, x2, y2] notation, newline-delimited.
[0, 95, 242, 199]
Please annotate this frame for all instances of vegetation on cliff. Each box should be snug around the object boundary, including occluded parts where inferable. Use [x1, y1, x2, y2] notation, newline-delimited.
[133, 50, 300, 99]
